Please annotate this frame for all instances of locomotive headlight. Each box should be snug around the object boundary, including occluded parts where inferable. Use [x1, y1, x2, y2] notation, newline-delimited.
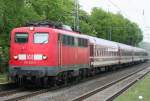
[42, 55, 47, 60]
[13, 55, 18, 60]
[29, 27, 34, 31]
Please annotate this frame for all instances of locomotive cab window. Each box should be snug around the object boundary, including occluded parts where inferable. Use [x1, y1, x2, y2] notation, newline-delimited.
[15, 33, 28, 43]
[34, 33, 49, 44]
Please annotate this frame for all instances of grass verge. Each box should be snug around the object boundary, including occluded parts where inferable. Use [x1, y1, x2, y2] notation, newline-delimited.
[116, 74, 150, 101]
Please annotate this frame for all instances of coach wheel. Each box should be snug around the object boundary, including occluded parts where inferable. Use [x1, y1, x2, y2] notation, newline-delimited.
[90, 68, 95, 76]
[93, 68, 97, 75]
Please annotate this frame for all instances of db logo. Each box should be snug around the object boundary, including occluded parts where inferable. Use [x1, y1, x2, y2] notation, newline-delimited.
[26, 54, 33, 60]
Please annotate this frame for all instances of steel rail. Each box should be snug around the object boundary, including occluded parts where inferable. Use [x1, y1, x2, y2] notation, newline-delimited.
[72, 63, 150, 101]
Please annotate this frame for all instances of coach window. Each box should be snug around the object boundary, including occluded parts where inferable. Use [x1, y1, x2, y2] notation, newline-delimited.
[97, 50, 99, 56]
[99, 50, 101, 56]
[84, 39, 88, 47]
[106, 48, 108, 56]
[100, 49, 102, 56]
[15, 33, 28, 43]
[102, 48, 104, 56]
[104, 48, 106, 56]
[34, 33, 49, 44]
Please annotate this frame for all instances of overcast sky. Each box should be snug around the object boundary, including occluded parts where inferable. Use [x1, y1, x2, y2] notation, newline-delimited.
[79, 0, 150, 42]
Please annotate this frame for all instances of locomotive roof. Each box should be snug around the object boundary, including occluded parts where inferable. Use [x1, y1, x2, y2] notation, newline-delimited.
[54, 29, 88, 39]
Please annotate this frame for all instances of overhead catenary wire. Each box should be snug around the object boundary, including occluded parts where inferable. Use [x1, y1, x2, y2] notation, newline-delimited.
[107, 0, 129, 18]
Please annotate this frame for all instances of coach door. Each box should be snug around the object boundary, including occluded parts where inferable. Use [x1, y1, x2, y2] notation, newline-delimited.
[90, 44, 94, 66]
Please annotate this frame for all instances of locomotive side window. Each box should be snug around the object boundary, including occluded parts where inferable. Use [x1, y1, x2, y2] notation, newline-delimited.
[62, 35, 69, 45]
[70, 37, 75, 46]
[34, 33, 49, 44]
[62, 35, 87, 47]
[62, 35, 75, 46]
[15, 33, 28, 43]
[78, 38, 88, 47]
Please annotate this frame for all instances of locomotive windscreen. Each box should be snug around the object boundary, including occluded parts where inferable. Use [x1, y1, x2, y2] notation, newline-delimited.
[34, 32, 49, 44]
[15, 33, 28, 43]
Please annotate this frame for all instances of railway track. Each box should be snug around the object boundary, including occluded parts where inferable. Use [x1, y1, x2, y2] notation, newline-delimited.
[3, 89, 44, 101]
[0, 83, 17, 91]
[0, 88, 23, 97]
[72, 64, 150, 101]
[1, 85, 71, 101]
[0, 62, 149, 101]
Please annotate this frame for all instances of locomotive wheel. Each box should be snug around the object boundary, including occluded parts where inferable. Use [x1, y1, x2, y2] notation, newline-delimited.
[17, 76, 23, 86]
[54, 75, 62, 86]
[80, 69, 87, 79]
[69, 72, 74, 83]
[63, 72, 69, 85]
[43, 77, 48, 88]
[35, 77, 42, 87]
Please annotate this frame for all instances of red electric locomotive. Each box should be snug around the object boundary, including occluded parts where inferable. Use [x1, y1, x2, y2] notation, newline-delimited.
[9, 21, 89, 86]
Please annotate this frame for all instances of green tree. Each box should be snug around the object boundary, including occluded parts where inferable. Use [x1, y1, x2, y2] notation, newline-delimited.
[89, 7, 143, 45]
[28, 0, 74, 24]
